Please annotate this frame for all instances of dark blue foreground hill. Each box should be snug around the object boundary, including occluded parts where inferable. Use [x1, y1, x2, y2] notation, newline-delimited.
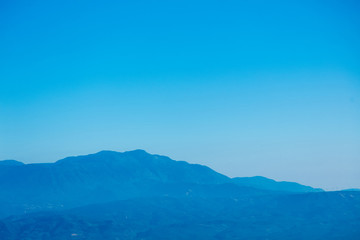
[1, 192, 360, 240]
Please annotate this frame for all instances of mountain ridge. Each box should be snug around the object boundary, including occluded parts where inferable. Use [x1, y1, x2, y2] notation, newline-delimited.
[0, 160, 24, 166]
[0, 150, 359, 239]
[0, 149, 323, 218]
[1, 149, 324, 191]
[233, 176, 324, 193]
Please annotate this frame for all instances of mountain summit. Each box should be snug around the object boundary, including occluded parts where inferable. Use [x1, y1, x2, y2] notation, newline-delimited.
[0, 150, 321, 217]
[0, 150, 359, 239]
[0, 160, 24, 166]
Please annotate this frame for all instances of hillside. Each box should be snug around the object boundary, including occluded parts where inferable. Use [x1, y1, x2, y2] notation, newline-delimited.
[0, 150, 358, 239]
[1, 192, 360, 239]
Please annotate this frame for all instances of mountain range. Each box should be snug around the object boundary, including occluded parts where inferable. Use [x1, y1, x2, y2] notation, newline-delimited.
[0, 150, 359, 239]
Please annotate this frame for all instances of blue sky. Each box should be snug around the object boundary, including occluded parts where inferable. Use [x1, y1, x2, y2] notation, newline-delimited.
[0, 0, 359, 190]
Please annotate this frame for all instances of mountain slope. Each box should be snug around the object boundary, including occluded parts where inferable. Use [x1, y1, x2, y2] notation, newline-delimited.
[1, 192, 360, 240]
[0, 150, 330, 218]
[0, 150, 359, 239]
[0, 160, 24, 166]
[233, 176, 323, 192]
[0, 150, 256, 217]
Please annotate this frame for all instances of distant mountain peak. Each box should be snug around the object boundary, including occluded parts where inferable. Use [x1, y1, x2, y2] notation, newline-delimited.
[122, 149, 151, 156]
[341, 188, 360, 192]
[0, 160, 24, 166]
[233, 176, 324, 193]
[85, 149, 151, 157]
[127, 149, 149, 154]
[55, 149, 153, 165]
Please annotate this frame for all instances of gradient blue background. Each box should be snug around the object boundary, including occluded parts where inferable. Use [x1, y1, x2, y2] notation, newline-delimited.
[1, 0, 359, 190]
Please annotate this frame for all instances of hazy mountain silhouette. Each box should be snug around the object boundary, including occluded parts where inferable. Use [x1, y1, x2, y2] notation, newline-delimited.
[233, 176, 323, 193]
[0, 160, 24, 166]
[0, 150, 359, 239]
[0, 150, 323, 216]
[342, 188, 360, 191]
[0, 150, 254, 217]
